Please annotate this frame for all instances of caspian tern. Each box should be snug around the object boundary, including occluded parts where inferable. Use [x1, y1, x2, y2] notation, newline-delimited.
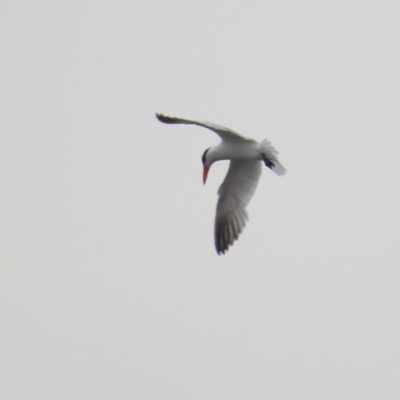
[156, 113, 286, 255]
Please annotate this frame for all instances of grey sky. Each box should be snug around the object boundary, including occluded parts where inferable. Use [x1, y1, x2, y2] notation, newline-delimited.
[1, 1, 400, 399]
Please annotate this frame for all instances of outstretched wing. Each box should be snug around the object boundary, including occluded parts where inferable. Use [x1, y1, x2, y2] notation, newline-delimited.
[214, 160, 262, 255]
[156, 113, 253, 143]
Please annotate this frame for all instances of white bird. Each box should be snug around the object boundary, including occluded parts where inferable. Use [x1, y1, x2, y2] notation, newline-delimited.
[156, 113, 286, 255]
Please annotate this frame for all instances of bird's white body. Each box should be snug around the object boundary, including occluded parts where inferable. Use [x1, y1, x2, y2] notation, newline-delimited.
[156, 113, 286, 255]
[206, 141, 259, 162]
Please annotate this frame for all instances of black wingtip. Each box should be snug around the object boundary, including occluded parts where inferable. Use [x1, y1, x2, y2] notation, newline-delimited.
[215, 223, 234, 256]
[155, 113, 175, 124]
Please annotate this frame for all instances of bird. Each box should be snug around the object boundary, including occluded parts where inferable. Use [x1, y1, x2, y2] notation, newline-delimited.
[156, 113, 286, 255]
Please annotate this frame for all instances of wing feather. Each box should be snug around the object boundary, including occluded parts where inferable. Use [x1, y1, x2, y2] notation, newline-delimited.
[156, 113, 253, 143]
[215, 160, 262, 254]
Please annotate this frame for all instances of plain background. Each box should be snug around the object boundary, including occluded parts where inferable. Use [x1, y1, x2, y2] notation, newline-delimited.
[1, 1, 400, 399]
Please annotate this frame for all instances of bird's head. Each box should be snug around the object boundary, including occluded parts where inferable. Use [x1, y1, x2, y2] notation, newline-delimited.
[201, 147, 212, 184]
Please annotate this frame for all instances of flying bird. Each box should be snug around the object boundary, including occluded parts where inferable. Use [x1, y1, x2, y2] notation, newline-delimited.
[156, 113, 286, 255]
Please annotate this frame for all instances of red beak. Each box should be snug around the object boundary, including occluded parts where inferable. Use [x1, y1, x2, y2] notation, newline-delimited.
[203, 166, 210, 184]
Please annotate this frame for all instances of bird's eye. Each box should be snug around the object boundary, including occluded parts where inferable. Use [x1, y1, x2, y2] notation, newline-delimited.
[201, 148, 210, 165]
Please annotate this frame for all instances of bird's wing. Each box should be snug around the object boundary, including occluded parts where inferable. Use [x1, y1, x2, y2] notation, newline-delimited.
[156, 113, 253, 143]
[214, 160, 262, 254]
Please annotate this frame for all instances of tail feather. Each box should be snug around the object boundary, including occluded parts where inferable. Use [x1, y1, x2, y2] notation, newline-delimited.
[269, 160, 286, 176]
[260, 139, 286, 176]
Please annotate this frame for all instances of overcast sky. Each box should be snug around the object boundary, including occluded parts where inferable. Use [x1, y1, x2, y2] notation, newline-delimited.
[1, 1, 400, 399]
